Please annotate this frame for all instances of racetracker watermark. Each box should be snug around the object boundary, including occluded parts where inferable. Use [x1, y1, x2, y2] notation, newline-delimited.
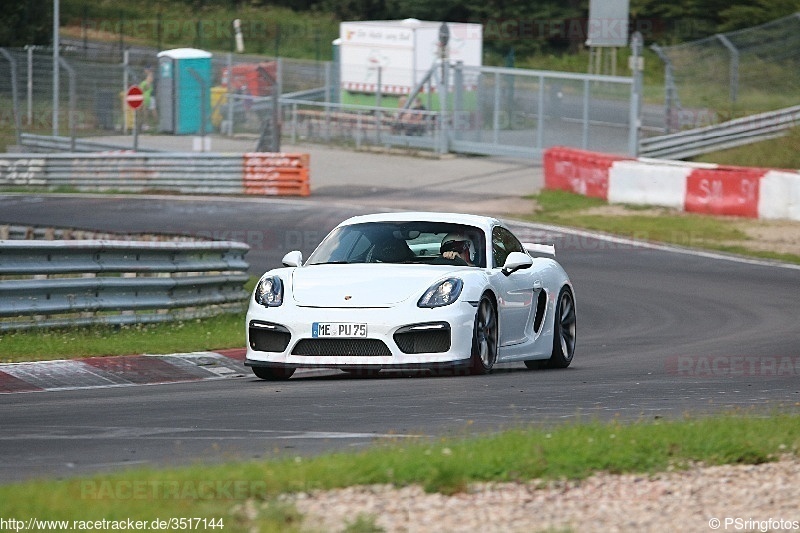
[0, 516, 224, 531]
[79, 479, 268, 500]
[667, 356, 800, 377]
[191, 229, 321, 252]
[477, 18, 659, 42]
[708, 517, 799, 531]
[77, 18, 329, 41]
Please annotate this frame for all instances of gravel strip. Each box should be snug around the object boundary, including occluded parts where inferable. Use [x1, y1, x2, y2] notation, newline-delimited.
[288, 458, 800, 532]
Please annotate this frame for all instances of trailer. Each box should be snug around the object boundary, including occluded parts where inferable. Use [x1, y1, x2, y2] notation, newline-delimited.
[338, 19, 482, 108]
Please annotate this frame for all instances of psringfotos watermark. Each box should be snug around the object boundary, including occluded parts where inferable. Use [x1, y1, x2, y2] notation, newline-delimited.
[667, 355, 800, 377]
[708, 517, 799, 531]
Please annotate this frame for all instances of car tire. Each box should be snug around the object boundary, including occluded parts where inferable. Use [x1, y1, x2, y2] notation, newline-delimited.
[525, 286, 576, 370]
[470, 294, 498, 375]
[549, 286, 577, 368]
[251, 366, 295, 381]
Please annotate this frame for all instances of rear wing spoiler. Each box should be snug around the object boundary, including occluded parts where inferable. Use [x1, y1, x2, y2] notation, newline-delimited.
[523, 242, 556, 257]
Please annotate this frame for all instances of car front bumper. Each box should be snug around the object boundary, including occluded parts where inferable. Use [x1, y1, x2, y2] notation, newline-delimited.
[245, 300, 478, 369]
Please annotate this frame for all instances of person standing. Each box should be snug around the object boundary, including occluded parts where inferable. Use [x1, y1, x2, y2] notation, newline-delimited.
[140, 67, 157, 130]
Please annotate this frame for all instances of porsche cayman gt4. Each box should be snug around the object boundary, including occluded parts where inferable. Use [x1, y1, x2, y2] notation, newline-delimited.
[245, 212, 576, 380]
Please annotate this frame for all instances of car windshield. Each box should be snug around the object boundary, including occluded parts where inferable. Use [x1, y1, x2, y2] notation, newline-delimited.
[306, 222, 486, 268]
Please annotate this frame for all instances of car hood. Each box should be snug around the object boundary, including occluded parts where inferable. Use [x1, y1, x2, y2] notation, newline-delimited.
[290, 264, 460, 307]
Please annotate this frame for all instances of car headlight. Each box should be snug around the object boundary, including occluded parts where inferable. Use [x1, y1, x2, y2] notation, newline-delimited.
[254, 276, 283, 307]
[418, 278, 463, 308]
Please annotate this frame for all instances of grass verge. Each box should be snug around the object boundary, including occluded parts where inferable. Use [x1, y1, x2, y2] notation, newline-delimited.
[524, 190, 800, 265]
[0, 312, 246, 363]
[692, 127, 800, 169]
[0, 279, 256, 363]
[1, 413, 798, 531]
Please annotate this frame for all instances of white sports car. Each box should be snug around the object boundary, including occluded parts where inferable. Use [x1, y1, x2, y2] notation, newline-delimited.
[245, 212, 576, 380]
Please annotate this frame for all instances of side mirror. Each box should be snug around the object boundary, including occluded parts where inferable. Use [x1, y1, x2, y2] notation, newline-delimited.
[281, 250, 303, 267]
[502, 251, 533, 276]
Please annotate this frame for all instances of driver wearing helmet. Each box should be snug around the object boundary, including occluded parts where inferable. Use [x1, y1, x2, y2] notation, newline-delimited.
[440, 232, 475, 266]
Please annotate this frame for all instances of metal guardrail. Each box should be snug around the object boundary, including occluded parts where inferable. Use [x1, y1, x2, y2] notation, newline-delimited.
[2, 148, 310, 196]
[1, 151, 242, 193]
[0, 239, 250, 330]
[0, 224, 199, 242]
[19, 134, 159, 153]
[639, 104, 800, 159]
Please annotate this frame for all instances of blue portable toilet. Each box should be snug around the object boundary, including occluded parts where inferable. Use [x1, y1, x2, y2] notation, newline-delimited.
[156, 48, 213, 134]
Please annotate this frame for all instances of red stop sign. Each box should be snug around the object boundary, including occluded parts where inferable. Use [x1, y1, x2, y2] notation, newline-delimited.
[126, 85, 144, 110]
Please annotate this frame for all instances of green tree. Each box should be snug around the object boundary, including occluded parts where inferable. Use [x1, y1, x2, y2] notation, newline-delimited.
[0, 0, 53, 46]
[718, 0, 800, 32]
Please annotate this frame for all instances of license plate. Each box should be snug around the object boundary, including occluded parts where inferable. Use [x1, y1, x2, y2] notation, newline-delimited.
[312, 322, 368, 338]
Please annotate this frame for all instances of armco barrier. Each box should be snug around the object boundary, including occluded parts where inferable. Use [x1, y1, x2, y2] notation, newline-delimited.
[0, 239, 250, 330]
[543, 147, 800, 221]
[0, 152, 310, 196]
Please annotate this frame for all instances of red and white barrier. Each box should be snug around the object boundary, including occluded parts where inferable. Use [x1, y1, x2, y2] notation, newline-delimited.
[543, 147, 800, 221]
[759, 170, 800, 220]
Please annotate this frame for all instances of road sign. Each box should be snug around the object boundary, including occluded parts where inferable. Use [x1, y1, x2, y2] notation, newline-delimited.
[126, 85, 144, 110]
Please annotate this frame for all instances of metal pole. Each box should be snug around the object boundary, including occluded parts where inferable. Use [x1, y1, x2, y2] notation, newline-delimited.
[536, 74, 545, 153]
[274, 58, 282, 152]
[376, 66, 382, 144]
[651, 43, 678, 134]
[53, 0, 59, 136]
[492, 71, 500, 144]
[453, 61, 463, 139]
[438, 22, 450, 155]
[439, 61, 449, 154]
[324, 61, 331, 106]
[226, 52, 233, 136]
[716, 33, 739, 112]
[628, 32, 644, 157]
[27, 46, 33, 127]
[122, 50, 129, 133]
[0, 48, 22, 147]
[133, 109, 139, 151]
[58, 57, 76, 151]
[331, 39, 341, 104]
[582, 78, 590, 149]
[375, 66, 382, 108]
[291, 102, 297, 144]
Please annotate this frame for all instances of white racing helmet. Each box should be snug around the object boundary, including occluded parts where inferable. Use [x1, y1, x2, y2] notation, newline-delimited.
[440, 232, 476, 263]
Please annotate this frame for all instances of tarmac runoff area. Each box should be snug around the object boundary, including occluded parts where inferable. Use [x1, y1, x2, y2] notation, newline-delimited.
[88, 135, 544, 214]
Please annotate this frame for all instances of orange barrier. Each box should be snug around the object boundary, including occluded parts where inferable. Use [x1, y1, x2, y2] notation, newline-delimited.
[242, 153, 310, 196]
[543, 147, 628, 200]
[684, 165, 765, 218]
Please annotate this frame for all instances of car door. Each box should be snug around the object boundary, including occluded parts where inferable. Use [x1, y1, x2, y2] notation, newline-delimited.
[490, 225, 537, 347]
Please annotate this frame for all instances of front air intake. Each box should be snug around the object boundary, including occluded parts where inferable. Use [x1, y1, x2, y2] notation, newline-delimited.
[394, 322, 451, 354]
[292, 339, 392, 357]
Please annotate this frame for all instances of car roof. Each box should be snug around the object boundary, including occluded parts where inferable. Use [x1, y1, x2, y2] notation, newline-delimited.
[337, 212, 502, 233]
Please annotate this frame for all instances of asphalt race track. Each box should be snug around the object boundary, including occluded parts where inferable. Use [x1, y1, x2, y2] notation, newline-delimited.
[0, 194, 799, 483]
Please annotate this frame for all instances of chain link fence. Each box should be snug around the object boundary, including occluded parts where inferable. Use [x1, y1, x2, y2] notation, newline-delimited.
[0, 40, 330, 142]
[652, 12, 800, 132]
[1, 39, 640, 159]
